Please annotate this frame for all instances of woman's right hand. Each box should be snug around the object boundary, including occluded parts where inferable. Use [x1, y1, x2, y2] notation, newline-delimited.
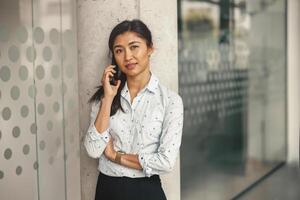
[101, 65, 121, 99]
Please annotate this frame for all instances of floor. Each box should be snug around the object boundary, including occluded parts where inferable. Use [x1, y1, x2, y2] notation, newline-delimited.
[237, 164, 300, 200]
[181, 157, 279, 200]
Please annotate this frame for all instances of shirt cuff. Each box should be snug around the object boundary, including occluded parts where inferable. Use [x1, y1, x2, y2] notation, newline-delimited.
[138, 153, 153, 177]
[88, 124, 110, 143]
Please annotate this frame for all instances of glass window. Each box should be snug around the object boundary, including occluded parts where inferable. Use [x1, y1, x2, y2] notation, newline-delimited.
[178, 0, 287, 199]
[0, 1, 80, 200]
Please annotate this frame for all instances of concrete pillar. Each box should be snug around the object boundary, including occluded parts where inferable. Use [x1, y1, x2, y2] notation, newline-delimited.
[77, 1, 180, 200]
[287, 0, 300, 166]
[139, 0, 179, 198]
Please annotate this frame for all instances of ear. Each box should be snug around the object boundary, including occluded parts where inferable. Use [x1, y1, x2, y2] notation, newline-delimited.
[148, 46, 154, 56]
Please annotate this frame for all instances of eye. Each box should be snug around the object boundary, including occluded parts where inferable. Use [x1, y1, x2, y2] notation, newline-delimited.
[115, 49, 123, 54]
[130, 45, 139, 50]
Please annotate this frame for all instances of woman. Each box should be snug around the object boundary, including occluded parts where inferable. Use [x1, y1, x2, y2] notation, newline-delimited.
[84, 19, 184, 200]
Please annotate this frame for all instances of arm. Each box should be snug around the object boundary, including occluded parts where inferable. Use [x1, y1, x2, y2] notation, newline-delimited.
[94, 97, 113, 132]
[119, 154, 143, 170]
[104, 138, 143, 170]
[138, 94, 184, 177]
[84, 65, 121, 158]
[83, 97, 113, 158]
[104, 93, 184, 176]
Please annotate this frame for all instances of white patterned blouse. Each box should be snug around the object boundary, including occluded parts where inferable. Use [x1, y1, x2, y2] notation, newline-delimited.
[84, 72, 184, 177]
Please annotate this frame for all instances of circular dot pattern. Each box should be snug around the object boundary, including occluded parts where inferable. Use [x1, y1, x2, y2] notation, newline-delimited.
[0, 25, 79, 181]
[36, 65, 45, 80]
[23, 144, 30, 155]
[45, 84, 53, 97]
[37, 103, 45, 115]
[33, 161, 38, 170]
[16, 166, 22, 175]
[39, 140, 46, 150]
[8, 45, 20, 62]
[16, 26, 28, 43]
[28, 85, 37, 99]
[12, 126, 20, 138]
[26, 47, 36, 62]
[50, 28, 59, 44]
[20, 105, 29, 118]
[53, 102, 60, 112]
[0, 66, 11, 82]
[10, 86, 20, 100]
[30, 123, 37, 134]
[4, 148, 12, 160]
[2, 107, 11, 120]
[33, 27, 44, 43]
[43, 46, 52, 61]
[19, 65, 28, 81]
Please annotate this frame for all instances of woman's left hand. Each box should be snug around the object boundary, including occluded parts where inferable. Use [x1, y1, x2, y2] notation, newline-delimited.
[104, 138, 116, 161]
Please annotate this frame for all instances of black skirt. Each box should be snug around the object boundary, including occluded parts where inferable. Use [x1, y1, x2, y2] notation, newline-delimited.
[95, 172, 167, 200]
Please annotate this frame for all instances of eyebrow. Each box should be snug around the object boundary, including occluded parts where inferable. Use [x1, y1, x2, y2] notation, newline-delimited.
[113, 41, 141, 49]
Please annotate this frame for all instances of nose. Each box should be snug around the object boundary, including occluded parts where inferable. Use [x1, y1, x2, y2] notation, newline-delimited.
[125, 48, 133, 61]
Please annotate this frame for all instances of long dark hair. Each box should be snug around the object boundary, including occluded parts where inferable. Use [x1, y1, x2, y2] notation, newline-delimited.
[88, 19, 153, 116]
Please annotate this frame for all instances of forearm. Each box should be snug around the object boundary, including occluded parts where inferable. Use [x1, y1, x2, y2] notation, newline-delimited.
[94, 97, 113, 133]
[107, 152, 142, 170]
[120, 153, 143, 170]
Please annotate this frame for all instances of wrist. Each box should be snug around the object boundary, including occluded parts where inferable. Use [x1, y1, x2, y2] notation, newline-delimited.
[111, 151, 117, 162]
[114, 151, 125, 164]
[102, 96, 114, 103]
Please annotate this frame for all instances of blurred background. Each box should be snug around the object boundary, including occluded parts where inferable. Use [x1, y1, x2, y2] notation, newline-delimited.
[177, 0, 295, 199]
[0, 0, 298, 200]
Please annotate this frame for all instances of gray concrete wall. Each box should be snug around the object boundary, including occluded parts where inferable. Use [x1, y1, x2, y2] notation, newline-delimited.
[77, 0, 180, 200]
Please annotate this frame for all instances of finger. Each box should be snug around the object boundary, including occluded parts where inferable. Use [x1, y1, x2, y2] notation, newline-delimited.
[104, 68, 116, 73]
[104, 72, 114, 83]
[105, 71, 114, 79]
[114, 80, 121, 89]
[104, 68, 116, 74]
[105, 65, 116, 71]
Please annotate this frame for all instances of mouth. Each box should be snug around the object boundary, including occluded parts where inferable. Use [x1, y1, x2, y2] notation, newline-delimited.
[125, 63, 137, 70]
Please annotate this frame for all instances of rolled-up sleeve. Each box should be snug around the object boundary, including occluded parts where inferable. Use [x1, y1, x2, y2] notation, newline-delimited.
[138, 93, 184, 177]
[84, 101, 111, 159]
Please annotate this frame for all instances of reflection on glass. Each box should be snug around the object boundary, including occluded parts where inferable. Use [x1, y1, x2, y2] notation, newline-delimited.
[179, 0, 286, 199]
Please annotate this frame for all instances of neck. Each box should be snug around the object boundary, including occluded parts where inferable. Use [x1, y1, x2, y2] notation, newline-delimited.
[126, 70, 151, 93]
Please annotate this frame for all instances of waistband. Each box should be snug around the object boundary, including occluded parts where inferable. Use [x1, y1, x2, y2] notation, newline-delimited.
[99, 172, 161, 183]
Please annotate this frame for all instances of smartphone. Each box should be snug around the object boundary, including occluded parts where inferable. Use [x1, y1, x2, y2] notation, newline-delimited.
[109, 59, 121, 86]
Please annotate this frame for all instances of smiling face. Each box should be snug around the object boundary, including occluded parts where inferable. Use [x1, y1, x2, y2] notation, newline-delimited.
[113, 31, 153, 78]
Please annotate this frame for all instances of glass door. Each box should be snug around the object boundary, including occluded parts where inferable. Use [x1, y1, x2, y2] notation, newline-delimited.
[0, 1, 80, 200]
[178, 0, 287, 199]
